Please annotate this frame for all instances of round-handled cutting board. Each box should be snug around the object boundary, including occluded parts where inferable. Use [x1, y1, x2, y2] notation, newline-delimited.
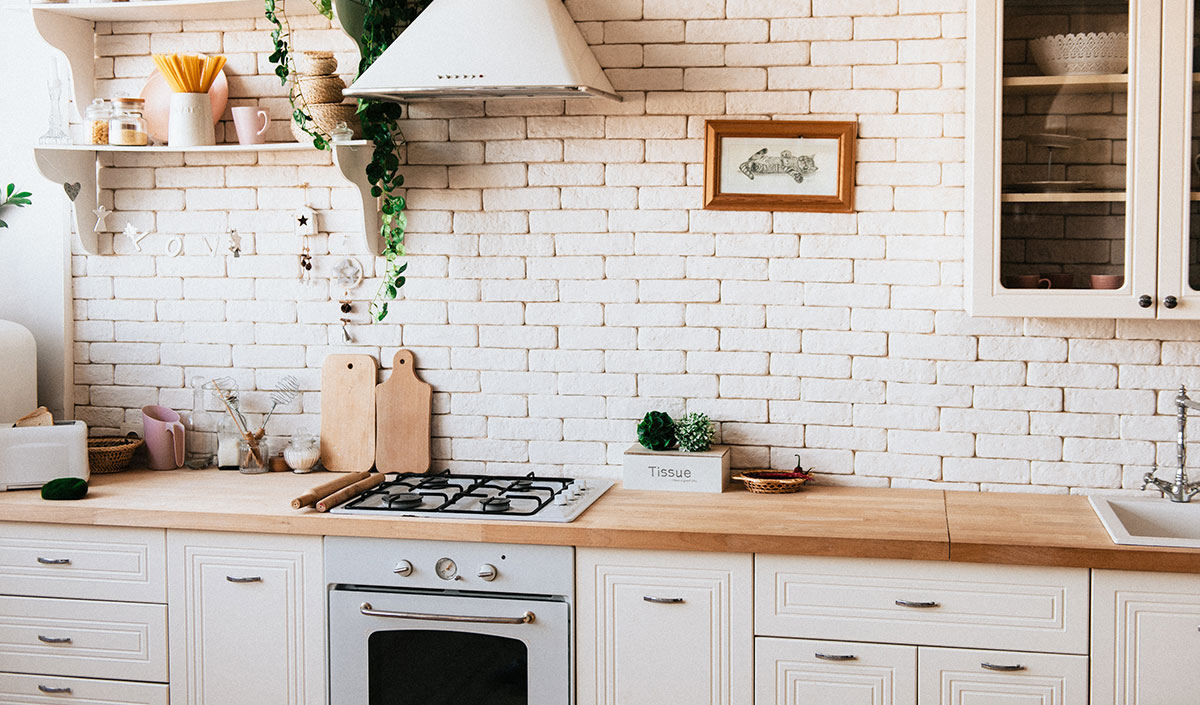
[320, 354, 377, 473]
[375, 349, 432, 475]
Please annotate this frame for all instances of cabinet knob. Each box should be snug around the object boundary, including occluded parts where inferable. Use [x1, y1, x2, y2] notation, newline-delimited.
[1139, 295, 1154, 308]
[393, 560, 413, 577]
[1165, 296, 1179, 309]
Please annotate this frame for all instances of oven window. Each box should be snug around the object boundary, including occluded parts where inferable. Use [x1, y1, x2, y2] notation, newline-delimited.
[368, 630, 528, 704]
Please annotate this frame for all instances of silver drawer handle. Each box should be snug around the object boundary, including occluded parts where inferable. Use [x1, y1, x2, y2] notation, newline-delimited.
[895, 599, 940, 608]
[226, 576, 263, 583]
[814, 652, 857, 661]
[37, 635, 72, 644]
[360, 602, 535, 625]
[643, 596, 685, 604]
[36, 557, 71, 565]
[38, 684, 73, 694]
[981, 662, 1026, 672]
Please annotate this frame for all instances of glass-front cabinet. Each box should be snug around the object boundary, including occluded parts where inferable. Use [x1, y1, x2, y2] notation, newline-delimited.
[970, 0, 1200, 318]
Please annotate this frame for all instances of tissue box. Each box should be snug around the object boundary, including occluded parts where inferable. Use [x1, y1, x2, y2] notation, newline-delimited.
[0, 421, 89, 491]
[622, 444, 731, 493]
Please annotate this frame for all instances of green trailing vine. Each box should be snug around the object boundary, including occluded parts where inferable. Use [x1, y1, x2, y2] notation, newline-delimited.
[0, 184, 32, 229]
[266, 0, 430, 321]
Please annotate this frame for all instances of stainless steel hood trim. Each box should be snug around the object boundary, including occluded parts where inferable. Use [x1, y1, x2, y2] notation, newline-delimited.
[343, 85, 624, 102]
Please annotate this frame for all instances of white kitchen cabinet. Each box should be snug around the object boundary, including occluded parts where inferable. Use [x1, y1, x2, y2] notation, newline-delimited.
[576, 548, 752, 705]
[1091, 569, 1200, 705]
[167, 531, 325, 705]
[968, 0, 1200, 318]
[0, 522, 165, 602]
[0, 672, 168, 705]
[755, 637, 916, 705]
[918, 647, 1088, 705]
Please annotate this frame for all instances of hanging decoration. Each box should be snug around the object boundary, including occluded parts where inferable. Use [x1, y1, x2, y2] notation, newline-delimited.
[227, 228, 242, 258]
[122, 223, 149, 252]
[91, 205, 111, 232]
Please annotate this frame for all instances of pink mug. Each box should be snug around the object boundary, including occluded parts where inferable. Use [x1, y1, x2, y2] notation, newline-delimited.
[231, 106, 270, 145]
[142, 405, 184, 470]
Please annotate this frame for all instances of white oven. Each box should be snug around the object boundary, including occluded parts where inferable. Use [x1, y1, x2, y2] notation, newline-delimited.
[326, 536, 574, 705]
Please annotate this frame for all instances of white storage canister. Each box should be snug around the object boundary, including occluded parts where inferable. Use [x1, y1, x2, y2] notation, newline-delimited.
[0, 320, 36, 425]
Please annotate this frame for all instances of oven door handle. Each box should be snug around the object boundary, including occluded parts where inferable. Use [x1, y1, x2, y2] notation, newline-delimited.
[359, 602, 536, 625]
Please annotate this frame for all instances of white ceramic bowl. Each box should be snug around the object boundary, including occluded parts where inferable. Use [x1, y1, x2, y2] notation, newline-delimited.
[1031, 32, 1128, 76]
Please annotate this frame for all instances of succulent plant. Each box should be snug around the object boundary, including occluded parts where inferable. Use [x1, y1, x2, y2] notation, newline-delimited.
[676, 412, 715, 453]
[636, 411, 676, 451]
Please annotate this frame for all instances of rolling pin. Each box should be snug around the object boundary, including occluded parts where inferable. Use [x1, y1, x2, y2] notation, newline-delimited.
[292, 470, 372, 509]
[315, 473, 386, 513]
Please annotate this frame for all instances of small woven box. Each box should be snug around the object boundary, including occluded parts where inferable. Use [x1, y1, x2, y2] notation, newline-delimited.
[732, 470, 812, 494]
[87, 435, 143, 474]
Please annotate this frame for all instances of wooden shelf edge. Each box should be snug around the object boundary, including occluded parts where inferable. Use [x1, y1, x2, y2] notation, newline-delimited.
[1001, 191, 1126, 202]
[1003, 73, 1129, 94]
[34, 141, 369, 154]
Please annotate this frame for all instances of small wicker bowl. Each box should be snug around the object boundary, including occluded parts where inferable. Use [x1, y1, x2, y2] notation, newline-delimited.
[294, 51, 337, 76]
[293, 75, 346, 105]
[732, 470, 812, 494]
[87, 434, 144, 474]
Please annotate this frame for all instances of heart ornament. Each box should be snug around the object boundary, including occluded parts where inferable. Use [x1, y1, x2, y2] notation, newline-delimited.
[63, 182, 81, 202]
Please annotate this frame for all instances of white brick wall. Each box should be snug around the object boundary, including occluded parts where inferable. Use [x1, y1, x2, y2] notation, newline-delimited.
[69, 0, 1195, 494]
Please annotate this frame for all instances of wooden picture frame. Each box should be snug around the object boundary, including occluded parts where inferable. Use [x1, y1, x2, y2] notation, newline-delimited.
[703, 119, 857, 213]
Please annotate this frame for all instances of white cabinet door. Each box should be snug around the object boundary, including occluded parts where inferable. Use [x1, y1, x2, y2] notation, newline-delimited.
[918, 647, 1088, 705]
[577, 548, 752, 705]
[1092, 569, 1200, 705]
[167, 531, 324, 705]
[756, 637, 916, 705]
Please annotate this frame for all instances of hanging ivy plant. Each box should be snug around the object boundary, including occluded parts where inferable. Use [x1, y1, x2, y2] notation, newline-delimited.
[265, 0, 430, 321]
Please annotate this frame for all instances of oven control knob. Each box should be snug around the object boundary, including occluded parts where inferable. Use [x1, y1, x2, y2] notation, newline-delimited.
[477, 564, 498, 582]
[392, 560, 413, 577]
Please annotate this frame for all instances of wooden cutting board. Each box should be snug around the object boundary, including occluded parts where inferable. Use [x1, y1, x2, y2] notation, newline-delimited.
[375, 349, 432, 474]
[320, 354, 377, 473]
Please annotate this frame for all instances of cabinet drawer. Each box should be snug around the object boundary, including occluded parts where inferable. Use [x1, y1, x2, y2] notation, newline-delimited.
[0, 672, 167, 705]
[0, 595, 167, 682]
[917, 647, 1088, 705]
[0, 523, 166, 602]
[755, 637, 916, 705]
[755, 555, 1088, 654]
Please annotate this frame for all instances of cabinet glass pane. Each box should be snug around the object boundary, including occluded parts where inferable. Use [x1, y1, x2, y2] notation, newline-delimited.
[999, 0, 1130, 291]
[1190, 4, 1200, 292]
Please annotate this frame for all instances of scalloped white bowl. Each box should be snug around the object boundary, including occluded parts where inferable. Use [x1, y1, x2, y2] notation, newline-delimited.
[1031, 32, 1128, 76]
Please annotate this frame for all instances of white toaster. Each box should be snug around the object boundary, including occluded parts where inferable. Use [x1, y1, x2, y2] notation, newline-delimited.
[0, 421, 90, 491]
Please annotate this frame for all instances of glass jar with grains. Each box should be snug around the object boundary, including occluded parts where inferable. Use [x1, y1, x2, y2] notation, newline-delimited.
[84, 98, 110, 145]
[108, 97, 148, 146]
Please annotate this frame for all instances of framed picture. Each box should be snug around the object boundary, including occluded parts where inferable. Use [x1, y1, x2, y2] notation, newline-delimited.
[703, 119, 857, 213]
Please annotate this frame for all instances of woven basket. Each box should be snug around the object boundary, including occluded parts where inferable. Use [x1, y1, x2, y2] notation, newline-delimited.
[87, 434, 143, 474]
[293, 74, 346, 105]
[732, 470, 812, 494]
[294, 51, 337, 76]
[290, 102, 362, 143]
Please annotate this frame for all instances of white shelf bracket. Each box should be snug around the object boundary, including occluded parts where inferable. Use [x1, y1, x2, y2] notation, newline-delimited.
[332, 142, 382, 256]
[33, 147, 100, 255]
[31, 10, 94, 122]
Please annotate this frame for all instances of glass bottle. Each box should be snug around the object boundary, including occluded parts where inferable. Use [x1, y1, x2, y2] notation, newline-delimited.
[38, 58, 70, 146]
[182, 377, 215, 469]
[109, 97, 148, 146]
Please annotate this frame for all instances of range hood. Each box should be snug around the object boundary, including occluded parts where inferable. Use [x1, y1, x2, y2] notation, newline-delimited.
[343, 0, 621, 103]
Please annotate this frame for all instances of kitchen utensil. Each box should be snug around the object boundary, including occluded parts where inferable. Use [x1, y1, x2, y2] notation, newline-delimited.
[259, 375, 300, 433]
[209, 378, 263, 466]
[0, 421, 88, 491]
[140, 69, 228, 144]
[0, 320, 36, 426]
[168, 92, 215, 147]
[1090, 274, 1125, 289]
[86, 434, 143, 474]
[231, 106, 270, 145]
[1031, 32, 1128, 76]
[732, 469, 812, 494]
[321, 354, 377, 473]
[292, 470, 372, 509]
[375, 349, 432, 475]
[315, 472, 385, 512]
[141, 404, 185, 470]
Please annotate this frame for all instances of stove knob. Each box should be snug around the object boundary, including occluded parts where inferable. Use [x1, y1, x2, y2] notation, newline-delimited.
[477, 564, 498, 582]
[392, 560, 413, 577]
[554, 492, 569, 505]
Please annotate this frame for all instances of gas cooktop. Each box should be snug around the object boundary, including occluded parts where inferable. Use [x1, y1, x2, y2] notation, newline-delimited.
[330, 470, 614, 523]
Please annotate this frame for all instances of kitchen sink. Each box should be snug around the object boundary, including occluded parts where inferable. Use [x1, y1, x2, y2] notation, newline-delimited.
[1090, 496, 1200, 548]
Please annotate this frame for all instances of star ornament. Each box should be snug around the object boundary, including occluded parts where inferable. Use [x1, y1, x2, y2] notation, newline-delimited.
[91, 205, 111, 233]
[293, 207, 316, 237]
[122, 223, 149, 252]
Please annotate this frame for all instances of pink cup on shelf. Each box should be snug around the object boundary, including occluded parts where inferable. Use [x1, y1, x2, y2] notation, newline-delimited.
[141, 405, 185, 470]
[231, 106, 270, 145]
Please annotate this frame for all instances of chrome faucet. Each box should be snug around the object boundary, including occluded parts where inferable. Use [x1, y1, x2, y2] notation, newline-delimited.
[1142, 386, 1200, 502]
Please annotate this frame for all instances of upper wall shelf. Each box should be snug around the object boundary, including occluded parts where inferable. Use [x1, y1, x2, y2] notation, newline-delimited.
[34, 141, 380, 256]
[30, 0, 317, 21]
[1002, 74, 1129, 95]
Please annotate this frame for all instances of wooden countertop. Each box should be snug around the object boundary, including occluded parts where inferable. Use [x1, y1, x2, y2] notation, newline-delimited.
[2, 469, 1198, 572]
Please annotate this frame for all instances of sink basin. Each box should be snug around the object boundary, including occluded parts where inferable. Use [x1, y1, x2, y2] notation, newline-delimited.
[1090, 496, 1200, 548]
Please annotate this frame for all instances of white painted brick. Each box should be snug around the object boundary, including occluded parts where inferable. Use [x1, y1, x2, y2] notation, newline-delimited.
[943, 458, 1029, 483]
[888, 429, 974, 457]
